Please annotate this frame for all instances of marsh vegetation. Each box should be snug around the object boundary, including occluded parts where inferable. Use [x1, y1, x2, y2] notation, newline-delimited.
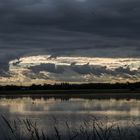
[2, 116, 140, 140]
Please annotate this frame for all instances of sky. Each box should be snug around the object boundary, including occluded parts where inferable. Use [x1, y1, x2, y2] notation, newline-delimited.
[0, 0, 140, 85]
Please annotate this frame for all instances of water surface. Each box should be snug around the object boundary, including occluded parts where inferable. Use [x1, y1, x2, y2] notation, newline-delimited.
[0, 97, 140, 139]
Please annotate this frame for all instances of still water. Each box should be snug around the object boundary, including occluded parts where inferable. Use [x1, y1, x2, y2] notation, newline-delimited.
[0, 97, 140, 139]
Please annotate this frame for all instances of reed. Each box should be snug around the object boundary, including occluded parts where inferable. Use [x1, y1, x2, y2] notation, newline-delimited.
[1, 116, 140, 140]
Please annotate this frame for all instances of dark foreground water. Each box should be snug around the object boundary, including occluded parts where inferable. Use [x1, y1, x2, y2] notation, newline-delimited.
[0, 97, 140, 140]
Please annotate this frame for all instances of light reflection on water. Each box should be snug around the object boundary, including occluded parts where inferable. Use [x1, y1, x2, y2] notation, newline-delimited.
[0, 97, 140, 139]
[0, 98, 140, 121]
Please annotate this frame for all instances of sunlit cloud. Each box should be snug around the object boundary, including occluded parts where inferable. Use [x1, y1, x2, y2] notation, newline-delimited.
[0, 55, 139, 85]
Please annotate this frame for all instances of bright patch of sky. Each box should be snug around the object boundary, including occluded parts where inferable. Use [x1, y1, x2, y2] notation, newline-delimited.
[0, 55, 139, 85]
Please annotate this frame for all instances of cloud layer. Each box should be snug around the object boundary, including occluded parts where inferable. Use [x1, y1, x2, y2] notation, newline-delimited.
[0, 0, 140, 84]
[0, 55, 138, 85]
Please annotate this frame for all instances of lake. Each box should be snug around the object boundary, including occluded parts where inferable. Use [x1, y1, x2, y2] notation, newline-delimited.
[0, 97, 140, 140]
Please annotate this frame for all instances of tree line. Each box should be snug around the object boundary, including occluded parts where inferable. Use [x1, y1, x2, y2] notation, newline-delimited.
[0, 82, 139, 91]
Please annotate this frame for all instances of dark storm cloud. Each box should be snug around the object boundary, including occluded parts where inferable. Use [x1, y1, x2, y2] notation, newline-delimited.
[0, 0, 140, 37]
[1, 0, 140, 76]
[0, 64, 9, 76]
[31, 63, 65, 74]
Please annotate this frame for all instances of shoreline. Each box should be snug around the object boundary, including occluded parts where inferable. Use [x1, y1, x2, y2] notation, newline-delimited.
[0, 89, 140, 99]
